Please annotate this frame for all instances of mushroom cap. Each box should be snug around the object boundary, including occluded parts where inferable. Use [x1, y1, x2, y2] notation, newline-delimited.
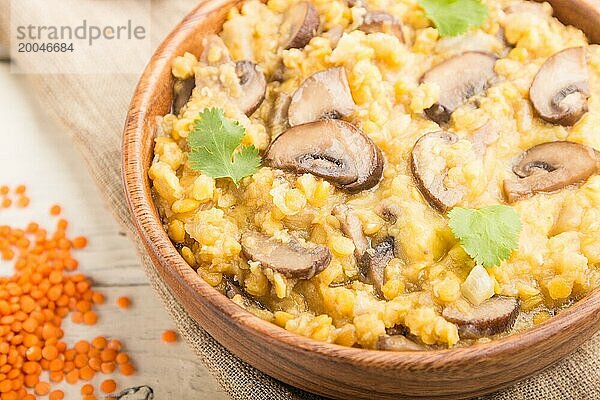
[360, 11, 404, 42]
[442, 296, 519, 339]
[504, 141, 599, 203]
[332, 204, 370, 257]
[422, 52, 497, 125]
[172, 34, 233, 116]
[199, 34, 232, 66]
[265, 119, 384, 193]
[241, 232, 331, 280]
[234, 61, 267, 116]
[172, 77, 195, 116]
[530, 47, 590, 126]
[267, 92, 292, 141]
[280, 1, 320, 50]
[411, 131, 467, 212]
[288, 67, 356, 127]
[376, 334, 425, 352]
[358, 236, 394, 296]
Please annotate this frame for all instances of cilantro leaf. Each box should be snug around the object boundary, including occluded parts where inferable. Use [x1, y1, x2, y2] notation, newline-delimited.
[448, 205, 521, 268]
[418, 0, 489, 37]
[188, 108, 261, 185]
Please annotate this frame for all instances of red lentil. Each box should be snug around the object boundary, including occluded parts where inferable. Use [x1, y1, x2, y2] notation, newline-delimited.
[116, 296, 130, 309]
[161, 330, 178, 343]
[0, 185, 136, 398]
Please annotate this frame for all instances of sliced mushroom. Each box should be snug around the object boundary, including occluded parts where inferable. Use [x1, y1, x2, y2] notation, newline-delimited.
[326, 26, 345, 49]
[386, 324, 409, 336]
[267, 92, 292, 140]
[377, 334, 425, 351]
[360, 11, 404, 42]
[241, 232, 331, 280]
[411, 131, 466, 212]
[435, 31, 507, 58]
[195, 35, 267, 116]
[200, 34, 232, 66]
[422, 52, 497, 125]
[280, 1, 320, 50]
[530, 47, 590, 126]
[358, 236, 394, 295]
[288, 67, 356, 127]
[442, 296, 519, 339]
[265, 119, 383, 193]
[333, 205, 369, 258]
[172, 34, 233, 115]
[505, 2, 552, 18]
[223, 276, 266, 310]
[375, 199, 402, 224]
[471, 120, 500, 158]
[503, 141, 599, 203]
[172, 77, 195, 115]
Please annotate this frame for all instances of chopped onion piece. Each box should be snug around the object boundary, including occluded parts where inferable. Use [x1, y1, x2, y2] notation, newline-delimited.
[461, 265, 495, 306]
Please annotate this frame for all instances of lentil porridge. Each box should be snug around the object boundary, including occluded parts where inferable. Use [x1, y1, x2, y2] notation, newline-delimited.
[148, 0, 600, 350]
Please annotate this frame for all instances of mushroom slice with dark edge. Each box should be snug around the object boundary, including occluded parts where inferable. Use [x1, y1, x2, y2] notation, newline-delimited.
[241, 231, 332, 280]
[503, 141, 599, 203]
[360, 11, 404, 42]
[234, 61, 267, 116]
[377, 334, 425, 351]
[223, 276, 266, 310]
[505, 2, 552, 18]
[375, 199, 402, 224]
[265, 120, 383, 193]
[358, 236, 394, 295]
[332, 205, 369, 258]
[170, 34, 236, 116]
[199, 34, 232, 66]
[422, 52, 497, 125]
[326, 26, 345, 49]
[172, 77, 195, 115]
[267, 92, 292, 140]
[288, 67, 356, 127]
[280, 1, 320, 50]
[411, 131, 467, 212]
[529, 47, 590, 126]
[442, 296, 519, 339]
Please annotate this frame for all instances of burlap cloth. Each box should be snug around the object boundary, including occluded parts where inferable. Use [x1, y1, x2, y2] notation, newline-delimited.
[1, 1, 599, 398]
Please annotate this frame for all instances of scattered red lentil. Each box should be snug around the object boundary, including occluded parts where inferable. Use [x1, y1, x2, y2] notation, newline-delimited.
[100, 379, 117, 394]
[49, 390, 64, 400]
[72, 236, 88, 249]
[0, 185, 136, 398]
[116, 296, 131, 309]
[161, 330, 178, 343]
[17, 196, 31, 208]
[80, 384, 94, 395]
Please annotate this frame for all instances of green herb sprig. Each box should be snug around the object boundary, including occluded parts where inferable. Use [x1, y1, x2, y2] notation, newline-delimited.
[188, 108, 261, 185]
[448, 205, 522, 268]
[418, 0, 489, 37]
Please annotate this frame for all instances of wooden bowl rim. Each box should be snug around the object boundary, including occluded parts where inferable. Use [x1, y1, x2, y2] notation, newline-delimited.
[123, 0, 600, 368]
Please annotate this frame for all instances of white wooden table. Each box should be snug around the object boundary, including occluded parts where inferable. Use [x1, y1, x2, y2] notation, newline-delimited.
[0, 62, 228, 399]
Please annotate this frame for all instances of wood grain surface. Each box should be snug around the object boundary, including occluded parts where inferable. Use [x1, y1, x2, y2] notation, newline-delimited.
[0, 63, 228, 400]
[122, 1, 600, 399]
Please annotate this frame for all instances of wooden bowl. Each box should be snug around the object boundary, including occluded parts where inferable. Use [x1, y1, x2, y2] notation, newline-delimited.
[123, 1, 600, 399]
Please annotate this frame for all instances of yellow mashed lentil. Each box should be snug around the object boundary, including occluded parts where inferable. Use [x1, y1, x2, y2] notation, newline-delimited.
[149, 0, 600, 349]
